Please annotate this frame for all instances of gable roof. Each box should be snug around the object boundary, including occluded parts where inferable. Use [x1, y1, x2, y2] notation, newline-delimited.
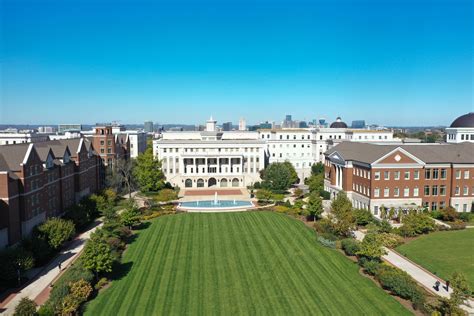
[326, 142, 474, 164]
[0, 143, 32, 171]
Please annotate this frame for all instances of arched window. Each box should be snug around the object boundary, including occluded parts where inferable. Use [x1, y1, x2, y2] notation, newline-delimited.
[185, 179, 192, 188]
[220, 179, 228, 187]
[232, 178, 239, 187]
[197, 179, 204, 188]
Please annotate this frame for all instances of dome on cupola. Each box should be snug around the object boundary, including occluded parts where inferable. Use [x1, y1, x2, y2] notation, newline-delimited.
[330, 117, 348, 128]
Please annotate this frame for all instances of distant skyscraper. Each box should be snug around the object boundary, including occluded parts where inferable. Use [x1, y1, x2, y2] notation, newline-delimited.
[239, 118, 246, 131]
[285, 115, 292, 121]
[351, 120, 366, 129]
[298, 121, 308, 128]
[38, 126, 54, 133]
[144, 121, 154, 133]
[259, 121, 272, 129]
[222, 122, 232, 131]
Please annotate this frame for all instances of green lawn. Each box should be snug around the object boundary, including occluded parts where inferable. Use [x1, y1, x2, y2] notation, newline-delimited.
[397, 229, 474, 288]
[85, 212, 409, 315]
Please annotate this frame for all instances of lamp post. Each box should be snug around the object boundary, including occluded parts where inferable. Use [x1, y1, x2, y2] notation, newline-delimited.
[17, 262, 21, 287]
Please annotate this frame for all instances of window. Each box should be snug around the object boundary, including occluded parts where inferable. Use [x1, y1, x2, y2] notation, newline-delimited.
[374, 188, 380, 197]
[374, 172, 380, 180]
[384, 187, 389, 197]
[413, 187, 419, 197]
[432, 169, 439, 179]
[394, 171, 400, 180]
[464, 186, 468, 195]
[404, 171, 410, 180]
[414, 170, 419, 180]
[404, 187, 410, 197]
[384, 171, 390, 180]
[455, 186, 460, 195]
[455, 170, 461, 179]
[100, 148, 105, 154]
[100, 140, 105, 145]
[431, 202, 438, 211]
[440, 185, 446, 196]
[464, 170, 469, 179]
[424, 185, 430, 196]
[425, 169, 431, 179]
[432, 185, 438, 196]
[374, 206, 379, 215]
[440, 169, 447, 179]
[394, 187, 399, 197]
[440, 201, 446, 209]
[107, 140, 112, 146]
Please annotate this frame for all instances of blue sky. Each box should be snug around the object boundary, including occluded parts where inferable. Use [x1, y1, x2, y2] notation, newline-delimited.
[1, 0, 472, 126]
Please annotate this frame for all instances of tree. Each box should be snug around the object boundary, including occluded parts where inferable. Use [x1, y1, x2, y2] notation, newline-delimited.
[154, 188, 178, 202]
[450, 272, 471, 306]
[307, 173, 324, 195]
[353, 208, 374, 226]
[282, 161, 299, 184]
[311, 162, 324, 176]
[260, 162, 295, 192]
[357, 233, 387, 260]
[37, 218, 75, 250]
[329, 192, 356, 237]
[82, 238, 114, 279]
[120, 201, 141, 229]
[306, 193, 323, 221]
[14, 297, 37, 316]
[69, 279, 93, 303]
[134, 147, 165, 192]
[107, 158, 137, 198]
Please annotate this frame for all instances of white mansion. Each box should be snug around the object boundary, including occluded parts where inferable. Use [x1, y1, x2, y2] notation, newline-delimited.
[153, 117, 396, 189]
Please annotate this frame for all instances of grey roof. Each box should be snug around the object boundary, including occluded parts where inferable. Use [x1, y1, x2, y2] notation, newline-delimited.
[450, 112, 474, 128]
[0, 143, 31, 171]
[326, 142, 474, 164]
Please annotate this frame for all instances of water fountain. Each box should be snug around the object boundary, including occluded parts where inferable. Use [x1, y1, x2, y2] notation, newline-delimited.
[233, 199, 236, 205]
[214, 192, 218, 205]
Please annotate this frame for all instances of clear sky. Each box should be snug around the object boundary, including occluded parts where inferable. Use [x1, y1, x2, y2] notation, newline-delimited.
[1, 0, 473, 126]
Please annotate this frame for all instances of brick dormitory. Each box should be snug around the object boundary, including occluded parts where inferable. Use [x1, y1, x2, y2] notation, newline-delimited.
[0, 138, 104, 248]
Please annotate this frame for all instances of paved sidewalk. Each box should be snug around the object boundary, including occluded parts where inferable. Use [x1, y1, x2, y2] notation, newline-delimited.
[354, 231, 474, 314]
[0, 221, 102, 315]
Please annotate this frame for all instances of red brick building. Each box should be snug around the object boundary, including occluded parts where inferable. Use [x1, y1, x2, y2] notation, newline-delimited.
[91, 125, 130, 167]
[324, 142, 474, 217]
[0, 138, 103, 248]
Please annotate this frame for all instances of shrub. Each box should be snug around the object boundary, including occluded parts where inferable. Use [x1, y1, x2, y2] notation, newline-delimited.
[320, 190, 331, 200]
[458, 212, 472, 223]
[37, 218, 75, 250]
[398, 213, 436, 237]
[449, 220, 466, 230]
[430, 210, 443, 220]
[341, 238, 361, 256]
[440, 207, 459, 222]
[14, 297, 37, 316]
[313, 218, 335, 235]
[357, 233, 386, 260]
[353, 208, 374, 226]
[317, 236, 336, 248]
[154, 189, 178, 202]
[361, 259, 382, 276]
[69, 279, 93, 303]
[273, 205, 290, 213]
[375, 265, 425, 308]
[256, 189, 274, 202]
[377, 233, 404, 248]
[37, 304, 54, 316]
[94, 277, 108, 290]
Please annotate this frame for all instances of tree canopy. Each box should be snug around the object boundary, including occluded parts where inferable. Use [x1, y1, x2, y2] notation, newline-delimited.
[260, 162, 298, 192]
[329, 192, 356, 237]
[134, 147, 165, 192]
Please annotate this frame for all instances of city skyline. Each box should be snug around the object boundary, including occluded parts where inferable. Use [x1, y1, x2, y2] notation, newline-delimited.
[1, 0, 472, 125]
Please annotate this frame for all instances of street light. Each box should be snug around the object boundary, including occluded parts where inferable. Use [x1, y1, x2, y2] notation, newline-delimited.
[17, 262, 21, 287]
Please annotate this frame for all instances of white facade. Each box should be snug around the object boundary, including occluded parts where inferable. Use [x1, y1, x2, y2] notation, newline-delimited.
[446, 127, 474, 143]
[127, 131, 147, 158]
[154, 123, 265, 189]
[0, 132, 49, 145]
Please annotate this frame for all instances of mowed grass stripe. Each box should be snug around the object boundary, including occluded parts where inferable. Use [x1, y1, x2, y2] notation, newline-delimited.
[85, 212, 411, 316]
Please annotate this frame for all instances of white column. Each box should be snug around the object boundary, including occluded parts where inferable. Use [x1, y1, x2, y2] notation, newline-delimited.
[172, 155, 176, 174]
[217, 158, 220, 174]
[335, 165, 339, 187]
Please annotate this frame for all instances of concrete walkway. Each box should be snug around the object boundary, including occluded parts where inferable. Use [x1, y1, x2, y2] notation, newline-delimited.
[354, 231, 474, 314]
[0, 221, 102, 315]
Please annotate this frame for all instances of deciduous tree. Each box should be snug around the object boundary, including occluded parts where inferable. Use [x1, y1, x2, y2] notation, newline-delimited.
[82, 238, 114, 279]
[329, 192, 356, 237]
[306, 192, 323, 221]
[134, 148, 165, 192]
